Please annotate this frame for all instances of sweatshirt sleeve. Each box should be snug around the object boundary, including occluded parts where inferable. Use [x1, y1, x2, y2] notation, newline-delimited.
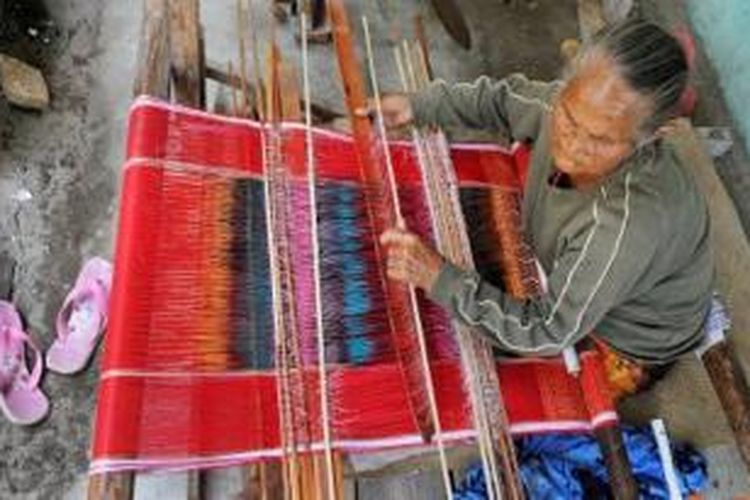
[428, 172, 660, 356]
[410, 74, 556, 142]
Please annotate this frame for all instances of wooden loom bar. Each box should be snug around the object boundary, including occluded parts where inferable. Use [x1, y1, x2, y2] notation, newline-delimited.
[328, 0, 436, 443]
[403, 40, 523, 499]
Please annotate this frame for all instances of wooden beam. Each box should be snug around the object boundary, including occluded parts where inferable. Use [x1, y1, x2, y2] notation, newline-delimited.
[169, 0, 203, 106]
[702, 341, 750, 469]
[133, 0, 170, 98]
[328, 0, 372, 144]
[329, 0, 438, 445]
[87, 472, 134, 500]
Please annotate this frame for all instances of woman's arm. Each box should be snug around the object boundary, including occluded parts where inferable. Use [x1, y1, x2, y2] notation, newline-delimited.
[410, 74, 557, 141]
[383, 173, 660, 356]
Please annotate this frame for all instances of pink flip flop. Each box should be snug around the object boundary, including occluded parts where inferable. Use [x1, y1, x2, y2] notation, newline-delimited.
[46, 257, 112, 375]
[0, 301, 49, 425]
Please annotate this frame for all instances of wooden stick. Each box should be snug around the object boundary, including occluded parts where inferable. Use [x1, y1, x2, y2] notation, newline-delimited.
[252, 0, 268, 121]
[362, 17, 452, 498]
[87, 473, 134, 500]
[133, 0, 170, 99]
[594, 427, 639, 500]
[169, 0, 203, 106]
[237, 0, 251, 116]
[302, 12, 337, 499]
[328, 0, 437, 445]
[402, 39, 526, 499]
[228, 61, 239, 116]
[413, 15, 434, 81]
[399, 41, 503, 499]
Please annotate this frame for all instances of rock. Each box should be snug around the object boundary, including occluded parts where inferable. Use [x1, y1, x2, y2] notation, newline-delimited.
[0, 54, 50, 110]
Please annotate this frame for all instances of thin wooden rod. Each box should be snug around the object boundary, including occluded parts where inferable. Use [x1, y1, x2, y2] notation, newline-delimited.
[237, 0, 251, 115]
[362, 16, 453, 499]
[302, 11, 337, 500]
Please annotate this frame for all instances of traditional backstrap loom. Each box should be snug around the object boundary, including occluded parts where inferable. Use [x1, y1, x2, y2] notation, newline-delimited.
[90, 4, 622, 499]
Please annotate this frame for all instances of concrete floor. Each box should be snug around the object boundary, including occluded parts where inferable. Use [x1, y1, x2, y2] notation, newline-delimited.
[0, 0, 747, 498]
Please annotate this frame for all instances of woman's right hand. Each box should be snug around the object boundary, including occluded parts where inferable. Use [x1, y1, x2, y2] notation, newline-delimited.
[357, 93, 414, 129]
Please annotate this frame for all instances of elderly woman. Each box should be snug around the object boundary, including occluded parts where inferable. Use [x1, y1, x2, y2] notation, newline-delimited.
[379, 20, 713, 387]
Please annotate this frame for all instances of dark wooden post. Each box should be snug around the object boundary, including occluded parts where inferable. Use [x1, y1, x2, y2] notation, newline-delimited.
[594, 427, 639, 500]
[169, 0, 203, 107]
[701, 340, 750, 469]
[578, 350, 638, 500]
[133, 0, 171, 99]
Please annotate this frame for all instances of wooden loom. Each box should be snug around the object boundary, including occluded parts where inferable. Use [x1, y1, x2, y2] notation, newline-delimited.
[87, 1, 644, 499]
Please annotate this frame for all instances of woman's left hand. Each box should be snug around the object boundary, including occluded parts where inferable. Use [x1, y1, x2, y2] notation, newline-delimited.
[380, 228, 445, 292]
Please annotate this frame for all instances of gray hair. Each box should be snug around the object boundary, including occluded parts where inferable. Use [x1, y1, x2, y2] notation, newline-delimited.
[567, 20, 689, 138]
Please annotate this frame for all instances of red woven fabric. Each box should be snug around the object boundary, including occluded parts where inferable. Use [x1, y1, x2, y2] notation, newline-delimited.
[90, 98, 617, 474]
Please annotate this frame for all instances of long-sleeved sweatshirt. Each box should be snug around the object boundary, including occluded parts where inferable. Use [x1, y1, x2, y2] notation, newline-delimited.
[411, 74, 713, 363]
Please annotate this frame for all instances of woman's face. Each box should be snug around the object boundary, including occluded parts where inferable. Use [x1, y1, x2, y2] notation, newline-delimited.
[551, 53, 651, 186]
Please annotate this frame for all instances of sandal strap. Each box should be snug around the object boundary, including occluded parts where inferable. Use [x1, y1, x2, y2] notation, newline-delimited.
[0, 327, 18, 389]
[56, 278, 109, 342]
[5, 326, 43, 389]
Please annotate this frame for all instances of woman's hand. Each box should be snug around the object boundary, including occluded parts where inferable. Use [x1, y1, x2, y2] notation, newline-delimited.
[356, 93, 414, 129]
[380, 228, 444, 292]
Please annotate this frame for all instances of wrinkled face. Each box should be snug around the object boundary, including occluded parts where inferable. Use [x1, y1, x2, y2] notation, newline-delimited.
[551, 53, 651, 186]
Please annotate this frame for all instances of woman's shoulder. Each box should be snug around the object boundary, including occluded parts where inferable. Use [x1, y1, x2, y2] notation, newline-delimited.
[617, 139, 708, 233]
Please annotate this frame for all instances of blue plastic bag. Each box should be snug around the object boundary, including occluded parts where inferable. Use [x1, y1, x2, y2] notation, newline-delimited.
[454, 426, 707, 499]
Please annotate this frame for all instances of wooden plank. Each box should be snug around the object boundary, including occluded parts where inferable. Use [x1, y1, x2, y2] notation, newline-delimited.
[134, 0, 170, 99]
[169, 0, 203, 106]
[88, 473, 134, 500]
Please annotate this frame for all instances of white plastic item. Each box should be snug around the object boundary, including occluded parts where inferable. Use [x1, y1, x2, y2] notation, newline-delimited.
[651, 419, 683, 500]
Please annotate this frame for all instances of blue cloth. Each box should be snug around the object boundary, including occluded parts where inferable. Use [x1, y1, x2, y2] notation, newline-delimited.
[454, 427, 707, 499]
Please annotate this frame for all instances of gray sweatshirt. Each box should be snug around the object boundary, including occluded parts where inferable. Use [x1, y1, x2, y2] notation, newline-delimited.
[411, 74, 713, 363]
